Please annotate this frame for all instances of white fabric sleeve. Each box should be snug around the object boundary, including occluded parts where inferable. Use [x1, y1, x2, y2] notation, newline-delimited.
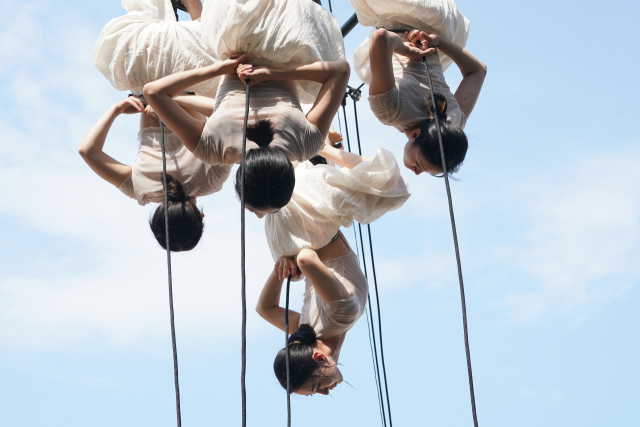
[118, 175, 138, 201]
[368, 86, 402, 126]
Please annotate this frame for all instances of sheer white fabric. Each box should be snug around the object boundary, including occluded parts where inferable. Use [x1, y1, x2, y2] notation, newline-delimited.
[350, 0, 470, 78]
[195, 81, 324, 165]
[94, 0, 345, 102]
[299, 251, 368, 359]
[368, 57, 466, 132]
[200, 0, 345, 104]
[118, 127, 232, 205]
[265, 148, 411, 263]
[94, 0, 219, 96]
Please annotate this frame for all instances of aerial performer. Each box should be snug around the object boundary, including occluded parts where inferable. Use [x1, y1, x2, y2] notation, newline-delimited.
[140, 0, 349, 211]
[85, 0, 228, 251]
[254, 139, 411, 395]
[78, 94, 231, 251]
[349, 0, 487, 177]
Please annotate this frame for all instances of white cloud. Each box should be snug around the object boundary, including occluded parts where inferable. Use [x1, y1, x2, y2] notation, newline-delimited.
[0, 3, 277, 352]
[491, 148, 640, 322]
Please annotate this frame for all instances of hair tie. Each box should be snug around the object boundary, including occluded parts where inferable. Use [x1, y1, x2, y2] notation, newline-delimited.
[290, 341, 303, 345]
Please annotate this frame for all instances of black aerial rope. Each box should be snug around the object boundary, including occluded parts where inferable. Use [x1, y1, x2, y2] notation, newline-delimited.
[364, 301, 386, 427]
[240, 81, 251, 427]
[158, 118, 182, 427]
[284, 274, 293, 427]
[341, 99, 388, 427]
[347, 86, 394, 427]
[421, 56, 479, 427]
[327, 0, 333, 13]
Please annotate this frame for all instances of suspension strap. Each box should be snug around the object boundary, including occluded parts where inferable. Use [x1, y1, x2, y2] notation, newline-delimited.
[284, 274, 293, 427]
[421, 57, 479, 427]
[159, 118, 182, 427]
[240, 81, 251, 427]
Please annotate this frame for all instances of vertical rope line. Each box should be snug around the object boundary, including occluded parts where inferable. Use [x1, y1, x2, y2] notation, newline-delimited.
[159, 118, 182, 427]
[364, 224, 392, 426]
[350, 97, 393, 427]
[365, 305, 386, 427]
[284, 274, 292, 427]
[422, 57, 479, 427]
[240, 82, 251, 427]
[342, 101, 387, 427]
[327, 0, 333, 13]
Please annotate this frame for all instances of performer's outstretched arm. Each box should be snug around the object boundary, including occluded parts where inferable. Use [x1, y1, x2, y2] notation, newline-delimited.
[143, 55, 249, 152]
[256, 257, 302, 333]
[368, 28, 435, 97]
[237, 60, 351, 139]
[78, 98, 141, 187]
[409, 30, 487, 118]
[317, 141, 364, 170]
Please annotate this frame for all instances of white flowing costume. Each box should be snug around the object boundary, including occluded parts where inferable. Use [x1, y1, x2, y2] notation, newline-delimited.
[94, 0, 345, 102]
[349, 0, 470, 131]
[118, 127, 232, 205]
[265, 149, 411, 355]
[95, 0, 346, 167]
[94, 0, 219, 96]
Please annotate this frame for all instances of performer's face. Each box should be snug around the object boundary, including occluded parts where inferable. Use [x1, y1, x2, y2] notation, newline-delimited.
[403, 139, 441, 176]
[295, 354, 343, 396]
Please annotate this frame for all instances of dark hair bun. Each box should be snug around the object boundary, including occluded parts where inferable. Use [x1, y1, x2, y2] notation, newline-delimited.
[274, 323, 320, 392]
[164, 173, 187, 203]
[149, 173, 204, 252]
[288, 324, 317, 347]
[429, 92, 448, 120]
[246, 119, 275, 149]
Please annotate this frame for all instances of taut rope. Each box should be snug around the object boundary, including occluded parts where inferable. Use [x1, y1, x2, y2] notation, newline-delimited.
[159, 118, 182, 427]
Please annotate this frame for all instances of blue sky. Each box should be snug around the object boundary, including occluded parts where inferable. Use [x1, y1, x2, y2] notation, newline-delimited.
[1, 0, 639, 426]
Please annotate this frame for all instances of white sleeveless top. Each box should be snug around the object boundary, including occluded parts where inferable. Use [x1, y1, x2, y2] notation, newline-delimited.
[194, 81, 325, 166]
[368, 57, 466, 132]
[299, 251, 369, 360]
[118, 127, 232, 205]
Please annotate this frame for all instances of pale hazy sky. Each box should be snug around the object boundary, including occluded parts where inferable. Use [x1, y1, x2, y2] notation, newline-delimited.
[1, 0, 638, 426]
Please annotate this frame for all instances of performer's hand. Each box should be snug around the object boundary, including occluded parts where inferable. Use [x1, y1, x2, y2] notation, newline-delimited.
[328, 130, 343, 145]
[398, 41, 435, 61]
[218, 53, 250, 75]
[114, 97, 145, 115]
[274, 256, 301, 281]
[144, 104, 158, 118]
[407, 30, 441, 50]
[327, 130, 343, 150]
[237, 64, 273, 86]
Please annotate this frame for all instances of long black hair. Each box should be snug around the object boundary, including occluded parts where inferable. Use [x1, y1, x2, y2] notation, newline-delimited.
[234, 119, 295, 210]
[414, 93, 468, 176]
[149, 174, 204, 251]
[274, 324, 320, 392]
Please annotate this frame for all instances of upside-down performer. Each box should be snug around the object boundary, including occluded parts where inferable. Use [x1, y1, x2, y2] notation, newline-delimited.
[254, 139, 411, 395]
[349, 0, 487, 177]
[136, 0, 348, 212]
[78, 94, 229, 251]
